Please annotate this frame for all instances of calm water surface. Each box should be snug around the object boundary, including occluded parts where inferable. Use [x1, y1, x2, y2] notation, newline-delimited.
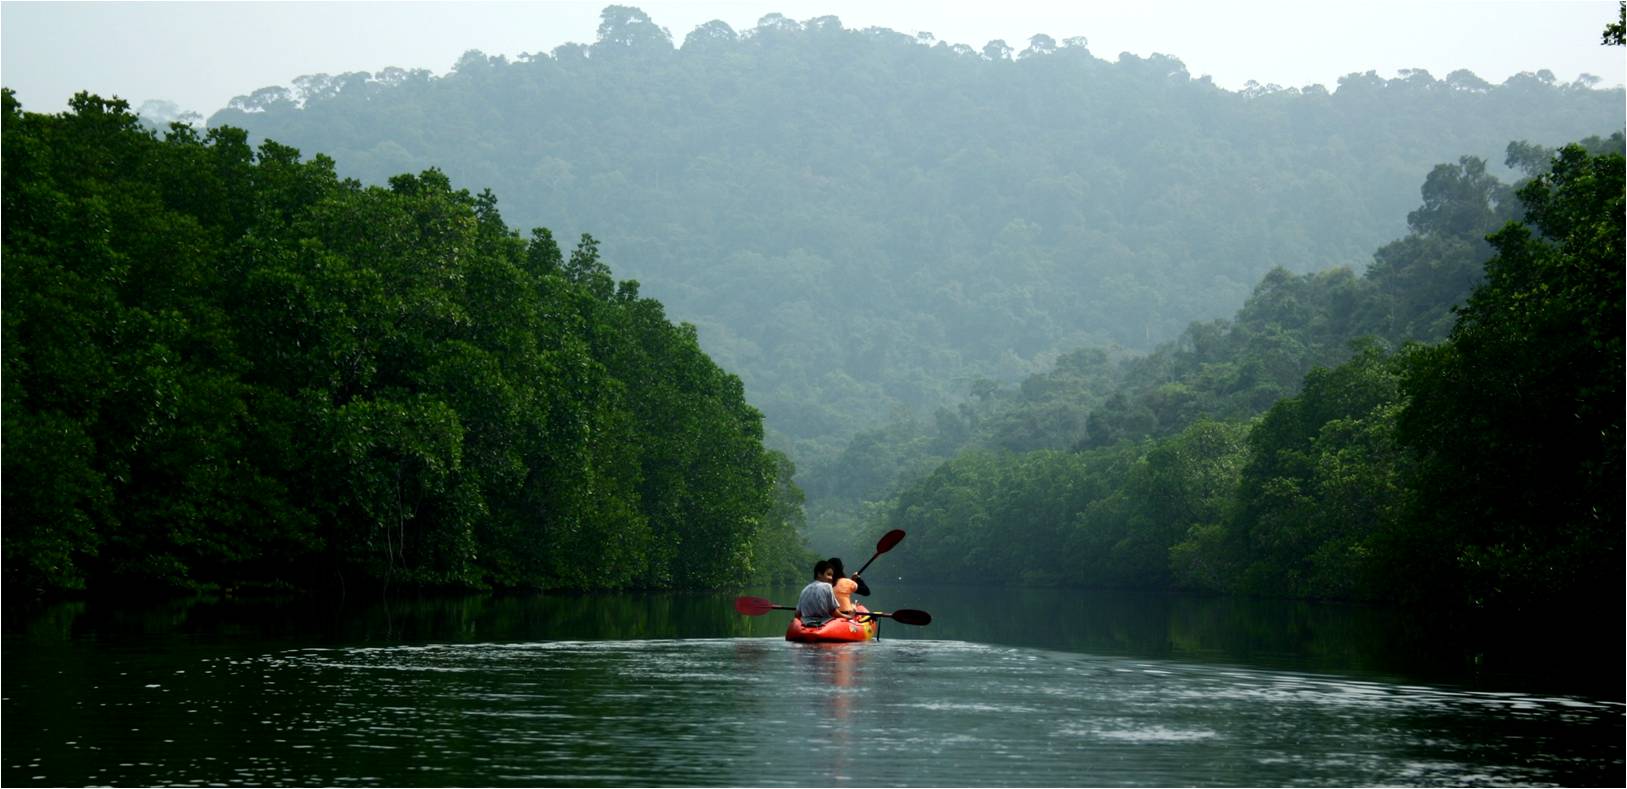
[4, 588, 1621, 786]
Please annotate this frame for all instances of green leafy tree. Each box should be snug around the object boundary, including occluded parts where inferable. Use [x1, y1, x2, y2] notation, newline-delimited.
[1603, 1, 1625, 46]
[2, 90, 801, 597]
[1397, 143, 1623, 611]
[1072, 420, 1248, 589]
[1209, 342, 1407, 599]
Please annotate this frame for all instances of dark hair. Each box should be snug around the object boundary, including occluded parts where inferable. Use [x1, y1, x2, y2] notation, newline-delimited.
[827, 557, 847, 578]
[812, 559, 832, 579]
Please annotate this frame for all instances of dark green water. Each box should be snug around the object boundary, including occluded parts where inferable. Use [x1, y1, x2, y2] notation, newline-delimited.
[3, 587, 1621, 786]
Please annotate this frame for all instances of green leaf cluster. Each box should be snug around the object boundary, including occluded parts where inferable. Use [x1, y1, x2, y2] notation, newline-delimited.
[2, 90, 809, 597]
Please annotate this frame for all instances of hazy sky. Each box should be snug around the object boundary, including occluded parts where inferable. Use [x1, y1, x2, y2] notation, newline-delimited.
[2, 1, 1623, 118]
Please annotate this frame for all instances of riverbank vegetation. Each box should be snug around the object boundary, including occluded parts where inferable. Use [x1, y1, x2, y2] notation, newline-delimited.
[5, 8, 1621, 615]
[852, 137, 1622, 615]
[2, 90, 811, 598]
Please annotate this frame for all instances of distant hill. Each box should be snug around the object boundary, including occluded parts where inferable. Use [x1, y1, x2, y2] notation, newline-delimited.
[208, 6, 1624, 461]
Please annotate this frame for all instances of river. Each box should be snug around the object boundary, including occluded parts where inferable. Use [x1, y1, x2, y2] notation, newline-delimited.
[3, 586, 1620, 786]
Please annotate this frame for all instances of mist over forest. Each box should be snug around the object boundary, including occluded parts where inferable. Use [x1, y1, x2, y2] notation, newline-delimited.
[207, 7, 1622, 462]
[4, 10, 1625, 786]
[5, 5, 1622, 615]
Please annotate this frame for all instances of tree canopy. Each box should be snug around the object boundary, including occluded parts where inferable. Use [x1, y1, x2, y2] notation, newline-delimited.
[859, 138, 1623, 618]
[2, 90, 810, 597]
[206, 6, 1625, 465]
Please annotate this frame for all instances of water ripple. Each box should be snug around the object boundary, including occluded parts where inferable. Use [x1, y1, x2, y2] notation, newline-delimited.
[7, 637, 1621, 787]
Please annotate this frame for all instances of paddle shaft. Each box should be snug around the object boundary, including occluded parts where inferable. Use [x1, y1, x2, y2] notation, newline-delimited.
[764, 603, 922, 623]
[733, 595, 931, 625]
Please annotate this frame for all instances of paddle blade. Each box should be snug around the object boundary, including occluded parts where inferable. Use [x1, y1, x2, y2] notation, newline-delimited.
[855, 529, 907, 576]
[734, 596, 777, 616]
[875, 529, 906, 554]
[889, 608, 932, 626]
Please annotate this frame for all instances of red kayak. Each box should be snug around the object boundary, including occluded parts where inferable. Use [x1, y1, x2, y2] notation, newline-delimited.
[785, 605, 878, 643]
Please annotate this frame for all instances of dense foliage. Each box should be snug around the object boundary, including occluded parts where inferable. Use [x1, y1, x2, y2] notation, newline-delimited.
[869, 140, 1623, 614]
[801, 144, 1533, 546]
[205, 6, 1624, 463]
[1396, 143, 1624, 611]
[2, 90, 810, 597]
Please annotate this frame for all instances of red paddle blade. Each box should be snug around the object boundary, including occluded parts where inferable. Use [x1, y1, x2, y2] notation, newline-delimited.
[889, 608, 931, 626]
[875, 529, 906, 554]
[734, 596, 777, 616]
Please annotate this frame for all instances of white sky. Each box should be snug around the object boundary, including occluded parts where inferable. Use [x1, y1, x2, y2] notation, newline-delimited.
[1, 1, 1623, 118]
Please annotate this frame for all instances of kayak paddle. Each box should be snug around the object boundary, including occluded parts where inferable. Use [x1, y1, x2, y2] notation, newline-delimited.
[852, 529, 905, 577]
[733, 595, 932, 626]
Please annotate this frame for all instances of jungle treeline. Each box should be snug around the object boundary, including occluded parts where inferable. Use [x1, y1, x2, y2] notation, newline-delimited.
[2, 90, 811, 597]
[206, 6, 1624, 465]
[836, 137, 1623, 615]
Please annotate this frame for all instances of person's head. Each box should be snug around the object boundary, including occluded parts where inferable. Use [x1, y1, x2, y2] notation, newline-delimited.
[827, 557, 847, 579]
[812, 559, 833, 582]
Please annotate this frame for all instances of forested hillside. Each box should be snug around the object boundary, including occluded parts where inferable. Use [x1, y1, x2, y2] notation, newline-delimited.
[206, 6, 1625, 462]
[800, 138, 1607, 546]
[2, 90, 810, 597]
[867, 138, 1622, 615]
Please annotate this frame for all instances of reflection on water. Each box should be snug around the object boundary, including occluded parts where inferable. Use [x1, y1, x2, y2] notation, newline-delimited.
[882, 585, 1625, 700]
[3, 591, 1622, 786]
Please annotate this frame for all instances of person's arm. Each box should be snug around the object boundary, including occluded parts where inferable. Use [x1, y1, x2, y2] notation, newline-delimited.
[852, 574, 872, 596]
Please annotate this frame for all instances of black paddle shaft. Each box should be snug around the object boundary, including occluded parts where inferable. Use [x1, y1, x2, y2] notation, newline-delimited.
[853, 529, 905, 577]
[762, 603, 928, 625]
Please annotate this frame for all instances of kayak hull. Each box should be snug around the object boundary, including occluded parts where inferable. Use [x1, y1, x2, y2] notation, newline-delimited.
[786, 605, 878, 643]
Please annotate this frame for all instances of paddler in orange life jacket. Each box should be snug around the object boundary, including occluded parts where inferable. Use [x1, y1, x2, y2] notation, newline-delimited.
[794, 560, 853, 629]
[827, 557, 871, 618]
